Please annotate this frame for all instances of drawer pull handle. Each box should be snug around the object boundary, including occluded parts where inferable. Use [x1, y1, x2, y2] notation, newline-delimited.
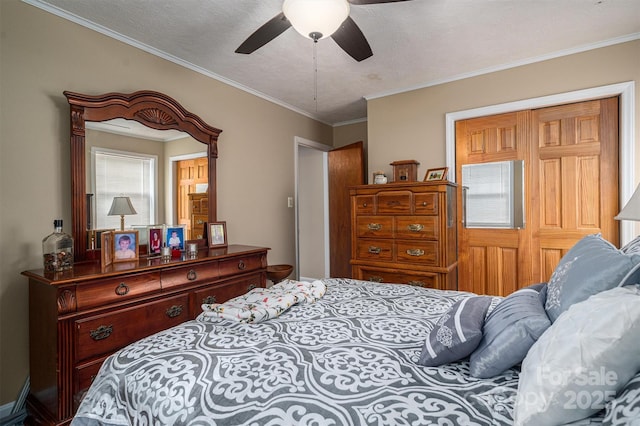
[408, 280, 426, 287]
[247, 283, 257, 291]
[406, 249, 425, 257]
[202, 295, 216, 304]
[367, 223, 382, 231]
[407, 224, 424, 232]
[368, 276, 383, 283]
[238, 261, 246, 270]
[368, 246, 381, 254]
[90, 325, 113, 341]
[187, 270, 197, 281]
[363, 202, 368, 207]
[115, 282, 129, 296]
[166, 305, 183, 318]
[196, 219, 204, 225]
[422, 201, 427, 206]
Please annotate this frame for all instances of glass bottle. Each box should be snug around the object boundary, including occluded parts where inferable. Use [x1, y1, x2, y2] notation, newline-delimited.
[42, 219, 74, 272]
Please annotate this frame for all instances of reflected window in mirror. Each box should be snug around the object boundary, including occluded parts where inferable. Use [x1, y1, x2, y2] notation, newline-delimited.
[92, 147, 157, 230]
[462, 160, 525, 229]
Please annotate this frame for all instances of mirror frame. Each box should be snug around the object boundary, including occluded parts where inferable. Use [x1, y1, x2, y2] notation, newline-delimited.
[64, 90, 222, 261]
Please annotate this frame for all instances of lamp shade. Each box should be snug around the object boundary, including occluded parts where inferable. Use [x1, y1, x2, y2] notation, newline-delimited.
[283, 0, 350, 40]
[108, 196, 137, 216]
[615, 184, 640, 221]
[108, 196, 137, 230]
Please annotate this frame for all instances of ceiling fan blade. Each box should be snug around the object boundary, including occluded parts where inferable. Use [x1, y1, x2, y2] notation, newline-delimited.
[348, 0, 413, 4]
[235, 12, 292, 54]
[331, 16, 372, 62]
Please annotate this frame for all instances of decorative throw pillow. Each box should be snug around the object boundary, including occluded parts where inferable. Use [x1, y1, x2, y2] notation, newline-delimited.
[469, 283, 550, 378]
[545, 234, 640, 322]
[514, 285, 640, 426]
[418, 296, 491, 367]
[603, 370, 640, 425]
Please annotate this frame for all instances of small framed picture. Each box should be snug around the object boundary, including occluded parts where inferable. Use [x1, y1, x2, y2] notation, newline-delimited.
[100, 231, 114, 269]
[147, 226, 164, 256]
[113, 230, 139, 262]
[424, 167, 449, 182]
[208, 221, 227, 248]
[165, 225, 186, 251]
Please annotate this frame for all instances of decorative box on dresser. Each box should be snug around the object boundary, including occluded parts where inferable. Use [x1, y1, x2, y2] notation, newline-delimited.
[188, 192, 209, 239]
[350, 181, 458, 290]
[23, 244, 268, 426]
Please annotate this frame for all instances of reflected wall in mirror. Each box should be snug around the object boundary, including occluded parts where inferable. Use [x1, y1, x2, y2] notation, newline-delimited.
[65, 91, 223, 261]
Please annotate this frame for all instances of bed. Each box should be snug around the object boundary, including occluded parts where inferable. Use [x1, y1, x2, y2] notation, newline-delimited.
[72, 236, 640, 426]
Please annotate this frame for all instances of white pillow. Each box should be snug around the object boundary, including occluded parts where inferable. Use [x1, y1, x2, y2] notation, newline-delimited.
[514, 285, 640, 426]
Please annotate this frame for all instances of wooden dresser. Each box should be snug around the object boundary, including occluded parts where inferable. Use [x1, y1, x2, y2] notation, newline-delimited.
[23, 244, 268, 426]
[350, 182, 458, 290]
[188, 192, 209, 239]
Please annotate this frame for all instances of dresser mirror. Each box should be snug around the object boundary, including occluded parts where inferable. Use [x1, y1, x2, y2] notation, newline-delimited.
[65, 91, 223, 261]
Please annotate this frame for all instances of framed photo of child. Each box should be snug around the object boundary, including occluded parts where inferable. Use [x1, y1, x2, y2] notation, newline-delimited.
[147, 226, 164, 256]
[112, 230, 139, 262]
[208, 221, 227, 248]
[165, 226, 185, 251]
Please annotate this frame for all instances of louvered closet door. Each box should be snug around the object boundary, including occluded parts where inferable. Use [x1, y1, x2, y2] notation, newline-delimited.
[530, 98, 619, 282]
[456, 111, 531, 295]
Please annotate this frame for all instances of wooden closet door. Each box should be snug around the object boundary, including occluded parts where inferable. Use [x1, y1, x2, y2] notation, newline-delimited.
[456, 97, 619, 296]
[531, 97, 619, 282]
[456, 111, 531, 295]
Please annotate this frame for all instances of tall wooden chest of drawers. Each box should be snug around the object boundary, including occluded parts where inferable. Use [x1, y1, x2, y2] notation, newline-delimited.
[350, 182, 458, 290]
[22, 245, 268, 426]
[188, 192, 209, 239]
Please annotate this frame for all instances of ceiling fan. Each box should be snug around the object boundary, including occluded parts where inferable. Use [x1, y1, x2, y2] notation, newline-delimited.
[235, 0, 413, 62]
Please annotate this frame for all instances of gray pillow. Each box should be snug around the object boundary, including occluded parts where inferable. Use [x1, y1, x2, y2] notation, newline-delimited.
[469, 283, 551, 378]
[603, 370, 640, 425]
[545, 234, 640, 322]
[418, 296, 491, 367]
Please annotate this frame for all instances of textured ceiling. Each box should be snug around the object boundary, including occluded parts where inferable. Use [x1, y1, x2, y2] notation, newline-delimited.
[28, 0, 640, 125]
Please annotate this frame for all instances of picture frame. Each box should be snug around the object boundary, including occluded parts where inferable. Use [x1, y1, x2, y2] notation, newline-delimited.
[147, 226, 164, 256]
[424, 167, 449, 182]
[208, 221, 227, 248]
[112, 230, 139, 263]
[90, 228, 115, 250]
[100, 230, 114, 269]
[165, 225, 186, 251]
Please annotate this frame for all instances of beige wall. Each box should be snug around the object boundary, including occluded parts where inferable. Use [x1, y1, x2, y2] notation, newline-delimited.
[0, 0, 332, 404]
[367, 40, 640, 182]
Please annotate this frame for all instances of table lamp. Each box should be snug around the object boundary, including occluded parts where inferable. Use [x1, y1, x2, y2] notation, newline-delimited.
[615, 184, 640, 253]
[108, 196, 137, 231]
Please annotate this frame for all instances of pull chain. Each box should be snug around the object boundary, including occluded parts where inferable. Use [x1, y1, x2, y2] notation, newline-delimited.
[313, 38, 318, 112]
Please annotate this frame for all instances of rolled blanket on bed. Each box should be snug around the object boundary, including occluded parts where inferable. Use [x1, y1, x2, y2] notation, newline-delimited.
[199, 279, 326, 323]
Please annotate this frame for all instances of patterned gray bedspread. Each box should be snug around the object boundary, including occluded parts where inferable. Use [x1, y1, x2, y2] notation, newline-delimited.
[72, 278, 520, 425]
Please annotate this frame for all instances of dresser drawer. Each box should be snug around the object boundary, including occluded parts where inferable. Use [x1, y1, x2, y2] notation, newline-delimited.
[356, 216, 393, 238]
[193, 274, 263, 313]
[354, 195, 375, 215]
[75, 272, 161, 310]
[219, 254, 263, 277]
[355, 239, 393, 261]
[74, 356, 107, 396]
[162, 262, 219, 289]
[414, 193, 438, 214]
[377, 191, 412, 214]
[75, 294, 189, 362]
[396, 241, 439, 265]
[355, 266, 438, 289]
[396, 216, 439, 239]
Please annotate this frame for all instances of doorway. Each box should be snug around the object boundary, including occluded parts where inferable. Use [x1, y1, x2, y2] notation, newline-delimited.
[295, 137, 331, 281]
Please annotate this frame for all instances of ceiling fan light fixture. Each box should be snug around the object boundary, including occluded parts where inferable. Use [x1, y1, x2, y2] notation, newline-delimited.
[283, 0, 350, 41]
